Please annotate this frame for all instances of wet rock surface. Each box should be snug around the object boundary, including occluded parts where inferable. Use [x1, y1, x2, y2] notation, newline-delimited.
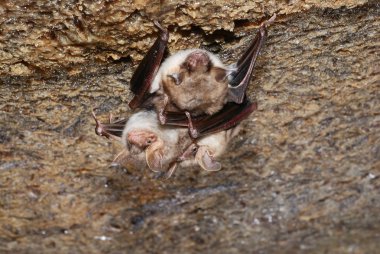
[0, 1, 379, 253]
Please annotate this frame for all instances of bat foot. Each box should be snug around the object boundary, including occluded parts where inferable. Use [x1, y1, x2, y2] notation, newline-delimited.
[185, 111, 199, 139]
[158, 112, 167, 124]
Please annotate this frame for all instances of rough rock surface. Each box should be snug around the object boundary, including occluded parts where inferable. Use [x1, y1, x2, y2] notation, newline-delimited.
[0, 0, 379, 253]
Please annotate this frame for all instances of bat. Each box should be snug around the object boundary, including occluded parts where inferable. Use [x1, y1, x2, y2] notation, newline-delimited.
[128, 15, 275, 138]
[92, 110, 191, 172]
[92, 14, 275, 177]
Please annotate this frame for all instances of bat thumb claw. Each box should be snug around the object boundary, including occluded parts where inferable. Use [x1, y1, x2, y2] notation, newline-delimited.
[262, 13, 276, 28]
[153, 20, 169, 41]
[91, 109, 106, 136]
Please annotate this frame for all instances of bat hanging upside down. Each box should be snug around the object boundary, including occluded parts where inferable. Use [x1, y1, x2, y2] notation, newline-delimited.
[92, 14, 275, 178]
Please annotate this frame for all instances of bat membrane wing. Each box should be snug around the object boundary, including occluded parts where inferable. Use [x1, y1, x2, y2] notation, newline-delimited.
[228, 14, 276, 104]
[164, 111, 203, 127]
[164, 99, 257, 137]
[129, 21, 169, 109]
[92, 111, 127, 140]
[193, 99, 257, 136]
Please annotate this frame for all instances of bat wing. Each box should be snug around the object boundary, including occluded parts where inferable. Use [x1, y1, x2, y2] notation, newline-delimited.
[92, 111, 127, 140]
[165, 99, 257, 138]
[128, 21, 169, 109]
[193, 99, 257, 136]
[227, 14, 276, 104]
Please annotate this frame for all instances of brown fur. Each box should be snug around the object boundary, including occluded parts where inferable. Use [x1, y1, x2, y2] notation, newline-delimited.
[160, 66, 228, 116]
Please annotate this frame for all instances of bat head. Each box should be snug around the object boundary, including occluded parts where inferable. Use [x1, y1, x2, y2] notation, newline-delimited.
[127, 130, 158, 150]
[183, 51, 211, 73]
[161, 50, 229, 115]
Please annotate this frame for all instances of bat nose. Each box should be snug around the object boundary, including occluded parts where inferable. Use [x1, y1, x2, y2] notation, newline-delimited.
[186, 51, 210, 72]
[127, 133, 144, 147]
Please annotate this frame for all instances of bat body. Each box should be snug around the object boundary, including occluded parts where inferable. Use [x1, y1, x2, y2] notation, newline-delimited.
[129, 16, 276, 138]
[92, 15, 276, 177]
[93, 110, 191, 172]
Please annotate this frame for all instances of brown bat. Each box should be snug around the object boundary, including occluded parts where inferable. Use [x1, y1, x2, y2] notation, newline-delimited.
[92, 15, 274, 176]
[128, 15, 275, 138]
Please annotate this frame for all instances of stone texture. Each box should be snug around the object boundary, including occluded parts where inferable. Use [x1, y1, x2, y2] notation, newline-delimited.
[0, 0, 379, 253]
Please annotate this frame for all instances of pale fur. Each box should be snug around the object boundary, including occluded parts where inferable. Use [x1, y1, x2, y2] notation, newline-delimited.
[150, 49, 227, 93]
[121, 111, 179, 148]
[180, 126, 241, 168]
[121, 110, 189, 170]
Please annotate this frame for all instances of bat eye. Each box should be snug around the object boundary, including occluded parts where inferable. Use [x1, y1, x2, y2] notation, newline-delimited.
[167, 73, 182, 85]
[192, 145, 198, 154]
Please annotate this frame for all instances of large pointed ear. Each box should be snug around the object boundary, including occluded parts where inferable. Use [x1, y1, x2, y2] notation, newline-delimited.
[113, 149, 144, 170]
[195, 146, 221, 171]
[129, 21, 169, 109]
[228, 14, 276, 104]
[145, 142, 164, 172]
[163, 162, 178, 179]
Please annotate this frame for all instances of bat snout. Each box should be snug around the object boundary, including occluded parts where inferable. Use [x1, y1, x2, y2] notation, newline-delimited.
[185, 51, 211, 73]
[127, 130, 157, 149]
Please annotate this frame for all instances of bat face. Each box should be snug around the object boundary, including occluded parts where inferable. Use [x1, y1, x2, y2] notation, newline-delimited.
[151, 49, 229, 115]
[127, 130, 157, 150]
[120, 111, 191, 172]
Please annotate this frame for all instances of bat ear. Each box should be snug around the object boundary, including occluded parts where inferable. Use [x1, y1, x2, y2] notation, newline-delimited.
[195, 146, 222, 171]
[163, 162, 178, 179]
[145, 142, 164, 172]
[113, 149, 143, 170]
[211, 67, 228, 83]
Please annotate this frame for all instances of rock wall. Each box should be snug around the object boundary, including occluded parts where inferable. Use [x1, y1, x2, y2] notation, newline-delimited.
[0, 1, 379, 253]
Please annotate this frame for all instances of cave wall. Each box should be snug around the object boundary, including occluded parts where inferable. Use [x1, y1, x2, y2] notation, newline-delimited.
[0, 1, 379, 253]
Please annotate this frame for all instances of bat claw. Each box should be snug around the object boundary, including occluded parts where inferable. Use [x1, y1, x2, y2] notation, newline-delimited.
[91, 109, 125, 141]
[158, 112, 167, 124]
[91, 109, 105, 136]
[153, 20, 169, 42]
[108, 113, 114, 123]
[185, 111, 199, 139]
[262, 13, 276, 27]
